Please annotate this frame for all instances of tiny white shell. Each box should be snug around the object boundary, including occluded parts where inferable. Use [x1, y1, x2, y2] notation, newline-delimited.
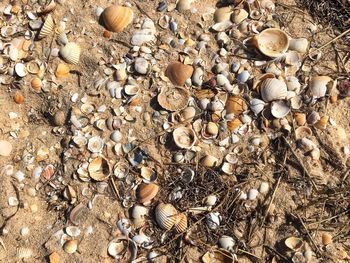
[205, 195, 217, 206]
[117, 218, 131, 236]
[259, 182, 269, 194]
[110, 130, 123, 143]
[218, 235, 235, 251]
[132, 205, 149, 219]
[15, 63, 27, 77]
[247, 189, 259, 200]
[206, 212, 221, 229]
[66, 226, 81, 237]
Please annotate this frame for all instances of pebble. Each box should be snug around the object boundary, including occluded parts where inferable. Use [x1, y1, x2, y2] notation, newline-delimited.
[53, 111, 65, 126]
[134, 57, 149, 74]
[236, 70, 250, 83]
[192, 67, 204, 87]
[247, 189, 259, 200]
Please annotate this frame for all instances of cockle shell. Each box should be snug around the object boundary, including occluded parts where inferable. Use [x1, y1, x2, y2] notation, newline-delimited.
[200, 155, 219, 168]
[87, 136, 104, 153]
[231, 8, 248, 24]
[285, 237, 303, 251]
[271, 100, 290, 118]
[309, 76, 334, 98]
[155, 203, 178, 230]
[165, 62, 193, 86]
[88, 157, 110, 181]
[31, 77, 42, 91]
[38, 14, 54, 38]
[175, 213, 188, 233]
[173, 127, 196, 149]
[137, 183, 159, 204]
[55, 63, 70, 78]
[59, 43, 81, 64]
[226, 96, 247, 116]
[250, 98, 265, 115]
[158, 86, 190, 111]
[102, 5, 134, 33]
[260, 78, 288, 102]
[63, 240, 78, 254]
[252, 28, 289, 58]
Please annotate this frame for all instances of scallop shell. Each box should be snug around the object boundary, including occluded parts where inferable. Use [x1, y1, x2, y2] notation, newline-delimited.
[260, 78, 288, 102]
[88, 157, 110, 181]
[309, 76, 333, 98]
[158, 86, 190, 111]
[252, 28, 289, 58]
[102, 5, 134, 33]
[200, 155, 219, 168]
[214, 7, 232, 23]
[289, 38, 309, 53]
[38, 14, 54, 38]
[175, 213, 188, 233]
[165, 62, 194, 86]
[137, 183, 159, 204]
[226, 96, 247, 115]
[55, 63, 70, 78]
[63, 240, 78, 254]
[270, 100, 290, 119]
[173, 126, 196, 149]
[59, 43, 81, 65]
[285, 237, 303, 251]
[155, 203, 178, 230]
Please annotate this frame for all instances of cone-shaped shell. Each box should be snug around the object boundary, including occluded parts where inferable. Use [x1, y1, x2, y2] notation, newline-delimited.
[31, 77, 42, 91]
[260, 78, 288, 102]
[137, 183, 159, 204]
[165, 62, 194, 86]
[59, 43, 81, 65]
[55, 63, 70, 78]
[88, 157, 110, 181]
[253, 28, 289, 58]
[39, 14, 54, 39]
[102, 5, 134, 33]
[309, 76, 333, 98]
[155, 203, 178, 230]
[158, 86, 190, 111]
[226, 96, 247, 115]
[173, 127, 196, 149]
[175, 213, 188, 233]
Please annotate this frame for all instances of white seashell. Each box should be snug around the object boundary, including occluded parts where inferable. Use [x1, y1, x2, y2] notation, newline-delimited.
[192, 67, 204, 86]
[15, 63, 27, 77]
[66, 226, 81, 237]
[290, 96, 303, 110]
[309, 76, 333, 98]
[117, 218, 131, 236]
[17, 248, 33, 259]
[32, 166, 42, 181]
[155, 203, 178, 230]
[113, 63, 127, 81]
[38, 14, 54, 38]
[133, 234, 151, 246]
[14, 171, 25, 182]
[57, 32, 69, 45]
[205, 195, 217, 206]
[259, 182, 269, 194]
[80, 103, 94, 115]
[132, 205, 149, 219]
[260, 78, 288, 102]
[250, 98, 265, 115]
[131, 30, 156, 46]
[134, 57, 149, 75]
[124, 85, 139, 96]
[209, 98, 225, 112]
[20, 227, 30, 236]
[307, 111, 320, 125]
[288, 38, 309, 53]
[211, 21, 233, 32]
[108, 238, 126, 258]
[217, 74, 229, 86]
[59, 42, 81, 64]
[286, 76, 301, 92]
[73, 135, 87, 148]
[206, 212, 221, 229]
[173, 127, 196, 149]
[8, 196, 19, 206]
[218, 235, 235, 251]
[95, 7, 104, 17]
[87, 136, 104, 153]
[173, 152, 185, 163]
[221, 162, 234, 174]
[239, 191, 247, 200]
[247, 189, 259, 200]
[110, 131, 123, 143]
[271, 100, 290, 119]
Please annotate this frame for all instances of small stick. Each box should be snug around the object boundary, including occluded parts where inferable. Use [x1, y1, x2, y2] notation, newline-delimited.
[307, 209, 350, 227]
[264, 245, 292, 263]
[237, 249, 263, 261]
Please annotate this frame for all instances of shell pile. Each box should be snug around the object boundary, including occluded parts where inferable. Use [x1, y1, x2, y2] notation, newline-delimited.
[0, 0, 349, 262]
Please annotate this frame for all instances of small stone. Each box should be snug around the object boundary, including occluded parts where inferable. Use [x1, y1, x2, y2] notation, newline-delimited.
[134, 57, 149, 75]
[247, 189, 259, 200]
[53, 111, 65, 126]
[0, 140, 12, 157]
[192, 67, 204, 87]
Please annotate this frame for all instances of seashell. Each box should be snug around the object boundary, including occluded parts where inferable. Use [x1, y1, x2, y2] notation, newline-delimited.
[87, 136, 104, 153]
[173, 152, 185, 163]
[290, 96, 302, 110]
[88, 157, 110, 181]
[315, 116, 329, 130]
[205, 195, 217, 206]
[294, 113, 306, 126]
[15, 63, 27, 77]
[202, 249, 234, 263]
[57, 32, 69, 45]
[175, 213, 188, 233]
[247, 188, 259, 200]
[309, 76, 333, 98]
[72, 135, 87, 148]
[176, 0, 192, 12]
[173, 127, 196, 149]
[178, 107, 196, 122]
[227, 118, 241, 131]
[231, 8, 248, 24]
[321, 233, 332, 246]
[221, 162, 234, 174]
[102, 5, 134, 33]
[80, 103, 94, 115]
[218, 236, 235, 251]
[39, 14, 54, 38]
[295, 126, 312, 139]
[132, 205, 148, 219]
[38, 0, 56, 14]
[288, 38, 309, 53]
[260, 78, 288, 102]
[158, 86, 190, 111]
[55, 63, 70, 78]
[108, 237, 137, 259]
[59, 43, 81, 65]
[285, 237, 303, 251]
[49, 252, 60, 263]
[165, 62, 193, 86]
[31, 77, 42, 91]
[63, 240, 78, 254]
[226, 96, 247, 116]
[0, 140, 13, 157]
[212, 20, 234, 32]
[259, 182, 269, 194]
[250, 98, 265, 115]
[206, 212, 221, 229]
[26, 60, 41, 75]
[214, 7, 232, 23]
[110, 130, 123, 143]
[17, 248, 33, 259]
[308, 48, 322, 61]
[236, 70, 250, 83]
[117, 218, 131, 236]
[155, 203, 178, 230]
[271, 100, 290, 119]
[286, 76, 301, 91]
[66, 226, 81, 237]
[124, 85, 139, 96]
[41, 164, 55, 181]
[140, 166, 157, 182]
[202, 122, 219, 139]
[200, 155, 219, 168]
[137, 183, 159, 204]
[307, 111, 320, 125]
[252, 28, 289, 58]
[113, 63, 127, 81]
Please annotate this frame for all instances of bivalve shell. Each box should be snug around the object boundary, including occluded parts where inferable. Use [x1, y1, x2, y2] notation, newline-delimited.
[176, 0, 192, 12]
[214, 7, 232, 23]
[309, 76, 334, 98]
[321, 233, 332, 246]
[0, 140, 13, 157]
[173, 127, 196, 149]
[137, 183, 159, 204]
[289, 38, 309, 53]
[218, 236, 235, 251]
[102, 5, 134, 32]
[175, 213, 188, 233]
[165, 62, 193, 86]
[88, 157, 110, 181]
[39, 14, 54, 38]
[252, 28, 289, 58]
[250, 98, 265, 115]
[59, 43, 81, 65]
[200, 155, 219, 168]
[158, 86, 190, 111]
[155, 203, 178, 230]
[285, 237, 303, 251]
[17, 248, 33, 259]
[270, 100, 290, 119]
[55, 63, 70, 78]
[260, 78, 288, 102]
[231, 9, 248, 24]
[226, 96, 247, 116]
[31, 77, 43, 91]
[63, 240, 78, 254]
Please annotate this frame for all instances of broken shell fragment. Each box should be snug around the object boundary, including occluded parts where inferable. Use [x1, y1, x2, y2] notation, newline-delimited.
[137, 183, 159, 204]
[285, 237, 303, 251]
[295, 126, 312, 139]
[39, 14, 54, 39]
[102, 5, 134, 33]
[289, 38, 309, 53]
[174, 213, 188, 233]
[250, 98, 265, 115]
[321, 233, 332, 246]
[226, 96, 247, 116]
[200, 155, 219, 168]
[252, 28, 289, 58]
[59, 43, 81, 65]
[314, 116, 329, 130]
[165, 62, 193, 86]
[158, 86, 190, 111]
[206, 212, 221, 230]
[173, 127, 196, 149]
[214, 7, 232, 23]
[309, 76, 334, 98]
[176, 0, 192, 12]
[231, 8, 248, 24]
[88, 157, 110, 181]
[155, 203, 178, 230]
[260, 78, 288, 102]
[218, 236, 235, 251]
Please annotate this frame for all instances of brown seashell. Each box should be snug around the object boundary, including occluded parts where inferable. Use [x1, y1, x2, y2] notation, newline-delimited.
[103, 30, 112, 39]
[321, 233, 332, 246]
[226, 96, 247, 115]
[49, 252, 60, 263]
[214, 7, 232, 23]
[194, 89, 216, 100]
[227, 118, 241, 131]
[137, 183, 159, 204]
[201, 155, 219, 168]
[41, 164, 55, 181]
[88, 157, 110, 181]
[285, 237, 303, 251]
[252, 28, 289, 58]
[55, 63, 70, 78]
[165, 62, 194, 86]
[158, 86, 190, 111]
[294, 113, 306, 126]
[315, 116, 329, 130]
[155, 203, 178, 230]
[31, 77, 42, 91]
[102, 5, 134, 33]
[39, 14, 54, 39]
[175, 213, 188, 233]
[173, 126, 196, 149]
[14, 92, 25, 104]
[330, 94, 337, 104]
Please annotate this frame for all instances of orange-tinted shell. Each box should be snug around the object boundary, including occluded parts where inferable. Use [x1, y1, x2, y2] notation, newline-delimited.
[102, 5, 134, 33]
[321, 233, 332, 246]
[103, 30, 112, 38]
[55, 63, 70, 78]
[227, 118, 241, 131]
[49, 252, 60, 263]
[41, 164, 55, 181]
[31, 77, 43, 91]
[294, 113, 306, 126]
[137, 183, 159, 204]
[155, 203, 178, 230]
[14, 92, 25, 104]
[175, 213, 188, 233]
[226, 96, 247, 115]
[165, 62, 194, 86]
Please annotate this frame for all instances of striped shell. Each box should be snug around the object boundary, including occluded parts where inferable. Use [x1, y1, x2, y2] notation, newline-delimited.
[17, 247, 33, 259]
[165, 62, 194, 86]
[260, 78, 288, 102]
[59, 42, 81, 64]
[39, 14, 54, 38]
[102, 5, 134, 33]
[155, 203, 178, 230]
[175, 213, 188, 233]
[137, 183, 159, 204]
[55, 63, 70, 78]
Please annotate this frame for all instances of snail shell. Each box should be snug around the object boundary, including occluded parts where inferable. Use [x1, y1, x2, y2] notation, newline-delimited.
[165, 62, 194, 86]
[59, 42, 81, 65]
[155, 203, 178, 230]
[38, 14, 54, 38]
[102, 5, 134, 33]
[260, 78, 288, 102]
[252, 28, 289, 58]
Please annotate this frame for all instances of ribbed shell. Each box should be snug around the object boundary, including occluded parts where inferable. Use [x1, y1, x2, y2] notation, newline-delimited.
[102, 5, 134, 33]
[55, 63, 70, 78]
[165, 62, 194, 86]
[137, 183, 159, 204]
[155, 203, 178, 230]
[260, 78, 287, 102]
[59, 43, 81, 65]
[31, 77, 42, 91]
[39, 14, 54, 38]
[175, 213, 188, 233]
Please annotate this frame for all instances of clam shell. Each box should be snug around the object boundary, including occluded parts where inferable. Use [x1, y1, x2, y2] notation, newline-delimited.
[155, 203, 178, 230]
[289, 38, 309, 53]
[140, 166, 157, 182]
[158, 86, 190, 111]
[176, 0, 192, 12]
[200, 155, 219, 168]
[59, 43, 81, 65]
[226, 96, 247, 115]
[102, 5, 134, 33]
[218, 236, 235, 251]
[250, 98, 265, 115]
[253, 28, 289, 58]
[260, 78, 288, 102]
[214, 7, 232, 23]
[137, 183, 159, 204]
[38, 14, 54, 38]
[88, 157, 110, 181]
[132, 205, 149, 219]
[175, 213, 188, 233]
[179, 106, 196, 121]
[165, 62, 193, 86]
[309, 76, 333, 98]
[321, 233, 332, 246]
[26, 60, 41, 74]
[270, 100, 290, 119]
[285, 237, 303, 251]
[87, 136, 104, 153]
[0, 140, 13, 157]
[55, 63, 70, 78]
[63, 240, 78, 254]
[295, 126, 312, 139]
[231, 9, 248, 24]
[173, 126, 196, 149]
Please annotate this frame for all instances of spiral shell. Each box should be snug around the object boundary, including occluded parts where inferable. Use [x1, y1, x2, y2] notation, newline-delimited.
[173, 126, 196, 149]
[59, 42, 81, 65]
[252, 28, 289, 58]
[102, 5, 134, 33]
[155, 203, 178, 230]
[260, 78, 288, 102]
[165, 62, 194, 86]
[158, 86, 190, 111]
[38, 14, 54, 38]
[137, 183, 159, 204]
